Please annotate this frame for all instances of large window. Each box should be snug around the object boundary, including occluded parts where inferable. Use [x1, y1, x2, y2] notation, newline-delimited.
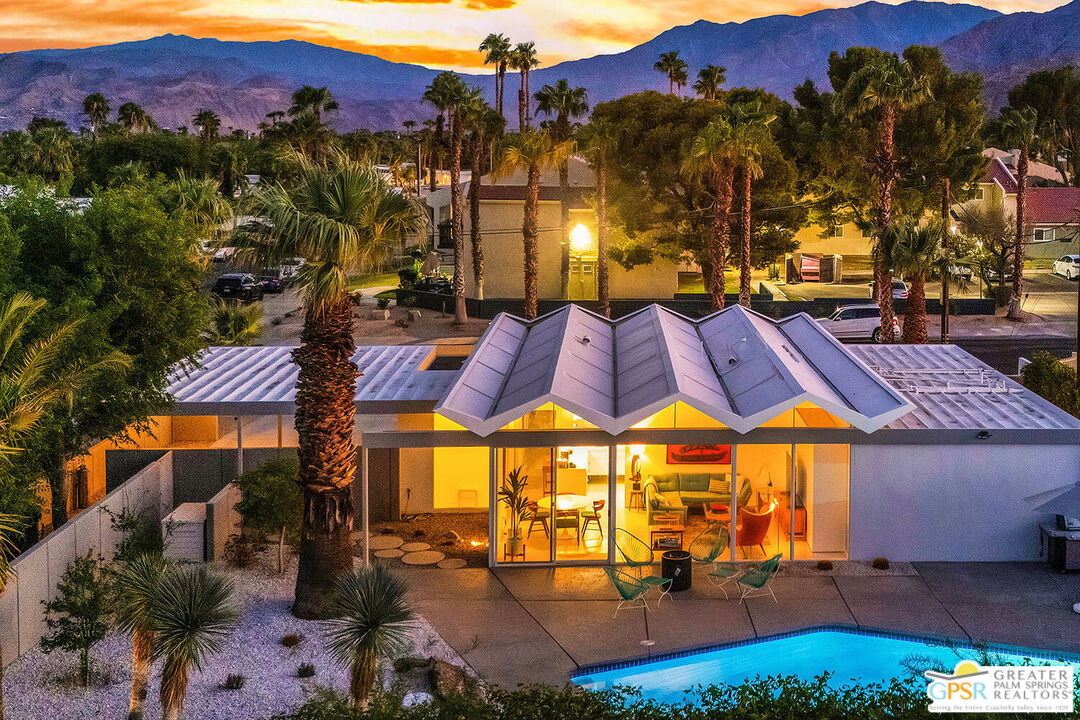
[793, 444, 849, 559]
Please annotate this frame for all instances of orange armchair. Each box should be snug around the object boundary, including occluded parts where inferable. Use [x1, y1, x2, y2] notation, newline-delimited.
[736, 502, 776, 558]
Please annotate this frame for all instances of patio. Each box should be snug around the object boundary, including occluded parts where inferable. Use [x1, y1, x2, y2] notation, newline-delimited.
[398, 562, 1080, 688]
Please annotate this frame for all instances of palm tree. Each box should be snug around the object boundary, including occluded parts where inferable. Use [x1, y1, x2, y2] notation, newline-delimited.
[114, 553, 166, 720]
[890, 220, 942, 344]
[0, 513, 20, 720]
[673, 65, 689, 97]
[493, 130, 575, 319]
[208, 299, 263, 346]
[479, 33, 512, 119]
[422, 73, 455, 191]
[289, 86, 339, 125]
[29, 126, 74, 182]
[578, 118, 619, 317]
[465, 99, 505, 301]
[841, 54, 931, 342]
[999, 106, 1039, 320]
[730, 102, 774, 308]
[509, 42, 539, 131]
[163, 171, 234, 246]
[192, 109, 222, 150]
[693, 66, 727, 101]
[151, 565, 239, 720]
[535, 79, 589, 299]
[684, 119, 739, 312]
[325, 566, 415, 711]
[654, 51, 687, 95]
[234, 154, 420, 618]
[82, 93, 109, 137]
[117, 102, 151, 135]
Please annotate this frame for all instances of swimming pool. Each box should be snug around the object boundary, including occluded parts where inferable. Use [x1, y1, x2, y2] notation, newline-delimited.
[572, 627, 1077, 704]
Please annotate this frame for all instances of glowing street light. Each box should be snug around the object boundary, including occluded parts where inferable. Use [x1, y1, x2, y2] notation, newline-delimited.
[570, 223, 593, 254]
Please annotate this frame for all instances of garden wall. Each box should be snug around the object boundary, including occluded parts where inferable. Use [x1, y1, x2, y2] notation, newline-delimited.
[0, 452, 174, 669]
[204, 483, 243, 563]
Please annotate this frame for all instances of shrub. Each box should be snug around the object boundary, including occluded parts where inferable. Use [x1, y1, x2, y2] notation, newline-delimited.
[224, 532, 259, 568]
[107, 507, 164, 564]
[1021, 351, 1079, 417]
[281, 633, 301, 648]
[234, 457, 303, 574]
[817, 560, 833, 571]
[40, 552, 112, 686]
[224, 674, 245, 690]
[872, 557, 890, 570]
[297, 663, 316, 678]
[377, 296, 391, 310]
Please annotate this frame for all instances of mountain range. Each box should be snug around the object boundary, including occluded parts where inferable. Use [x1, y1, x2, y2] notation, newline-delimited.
[0, 0, 1076, 133]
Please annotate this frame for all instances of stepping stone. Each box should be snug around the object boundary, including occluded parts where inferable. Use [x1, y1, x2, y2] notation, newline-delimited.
[369, 535, 404, 551]
[374, 548, 405, 559]
[400, 541, 431, 552]
[437, 558, 467, 570]
[401, 550, 445, 566]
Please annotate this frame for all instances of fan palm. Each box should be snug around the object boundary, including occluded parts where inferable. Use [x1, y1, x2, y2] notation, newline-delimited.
[151, 565, 239, 720]
[694, 66, 727, 101]
[325, 566, 415, 710]
[479, 33, 512, 119]
[535, 79, 589, 299]
[113, 553, 166, 720]
[683, 118, 739, 312]
[29, 127, 74, 182]
[509, 43, 539, 131]
[578, 118, 619, 317]
[0, 513, 20, 720]
[207, 298, 263, 346]
[890, 220, 942, 344]
[493, 130, 575, 319]
[289, 86, 339, 125]
[117, 102, 152, 135]
[730, 102, 775, 308]
[654, 51, 687, 95]
[164, 170, 234, 244]
[841, 54, 931, 342]
[234, 154, 420, 618]
[82, 93, 109, 137]
[998, 106, 1039, 320]
[192, 109, 221, 150]
[465, 99, 505, 300]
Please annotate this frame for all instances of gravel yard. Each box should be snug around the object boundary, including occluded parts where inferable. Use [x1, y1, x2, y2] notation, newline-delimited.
[2, 554, 467, 720]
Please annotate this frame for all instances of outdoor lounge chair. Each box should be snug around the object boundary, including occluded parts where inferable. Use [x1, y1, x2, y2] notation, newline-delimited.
[603, 566, 652, 616]
[707, 561, 743, 598]
[688, 524, 729, 564]
[614, 528, 654, 572]
[736, 554, 782, 603]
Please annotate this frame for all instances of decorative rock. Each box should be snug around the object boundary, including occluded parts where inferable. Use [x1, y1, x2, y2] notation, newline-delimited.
[404, 691, 434, 707]
[401, 550, 445, 566]
[393, 656, 430, 673]
[374, 548, 405, 559]
[369, 535, 404, 550]
[437, 558, 467, 570]
[370, 309, 391, 321]
[400, 541, 431, 552]
[430, 660, 469, 698]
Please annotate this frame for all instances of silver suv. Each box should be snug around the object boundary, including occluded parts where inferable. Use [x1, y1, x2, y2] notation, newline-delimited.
[817, 304, 900, 343]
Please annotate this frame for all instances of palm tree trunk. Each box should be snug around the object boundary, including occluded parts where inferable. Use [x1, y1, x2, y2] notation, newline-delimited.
[902, 274, 927, 343]
[1, 639, 6, 720]
[1008, 147, 1028, 320]
[292, 297, 358, 620]
[518, 72, 526, 132]
[873, 105, 897, 342]
[497, 66, 504, 118]
[597, 159, 610, 318]
[708, 165, 735, 312]
[450, 110, 468, 325]
[128, 629, 154, 719]
[160, 657, 188, 720]
[558, 161, 571, 300]
[469, 135, 485, 301]
[940, 178, 951, 343]
[669, 76, 674, 95]
[738, 168, 753, 308]
[523, 162, 541, 319]
[525, 70, 532, 128]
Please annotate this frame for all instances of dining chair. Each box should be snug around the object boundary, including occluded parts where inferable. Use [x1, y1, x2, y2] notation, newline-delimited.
[580, 499, 605, 539]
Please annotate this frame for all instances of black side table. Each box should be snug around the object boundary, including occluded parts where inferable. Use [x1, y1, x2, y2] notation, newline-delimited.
[661, 549, 692, 591]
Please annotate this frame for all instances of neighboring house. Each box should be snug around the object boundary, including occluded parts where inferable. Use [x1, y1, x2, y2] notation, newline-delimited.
[425, 157, 679, 301]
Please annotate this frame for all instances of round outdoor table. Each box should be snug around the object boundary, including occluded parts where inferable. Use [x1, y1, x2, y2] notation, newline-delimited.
[661, 550, 692, 592]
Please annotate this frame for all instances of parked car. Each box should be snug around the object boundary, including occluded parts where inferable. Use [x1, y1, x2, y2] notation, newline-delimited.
[212, 246, 237, 263]
[212, 273, 264, 301]
[868, 279, 909, 300]
[281, 257, 306, 279]
[1052, 255, 1080, 280]
[817, 304, 901, 343]
[258, 268, 287, 293]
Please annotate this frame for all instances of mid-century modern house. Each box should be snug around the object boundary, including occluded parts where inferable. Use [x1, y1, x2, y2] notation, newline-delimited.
[145, 303, 1080, 566]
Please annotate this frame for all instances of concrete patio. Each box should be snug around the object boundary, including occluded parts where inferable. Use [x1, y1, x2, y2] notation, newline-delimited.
[398, 563, 1080, 688]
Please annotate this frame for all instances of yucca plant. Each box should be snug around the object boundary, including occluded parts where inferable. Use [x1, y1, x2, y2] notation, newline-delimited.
[151, 565, 239, 720]
[113, 553, 166, 720]
[325, 566, 415, 712]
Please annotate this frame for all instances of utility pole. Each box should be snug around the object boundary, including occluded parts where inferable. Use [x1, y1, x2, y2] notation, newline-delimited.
[941, 178, 951, 344]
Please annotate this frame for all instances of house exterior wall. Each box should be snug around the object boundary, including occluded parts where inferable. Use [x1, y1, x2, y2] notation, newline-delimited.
[849, 443, 1080, 561]
[795, 222, 872, 257]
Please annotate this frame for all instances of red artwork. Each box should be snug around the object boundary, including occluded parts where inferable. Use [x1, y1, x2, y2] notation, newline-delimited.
[666, 444, 731, 464]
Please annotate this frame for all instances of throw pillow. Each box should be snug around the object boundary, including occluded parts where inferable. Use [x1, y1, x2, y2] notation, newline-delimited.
[708, 476, 730, 495]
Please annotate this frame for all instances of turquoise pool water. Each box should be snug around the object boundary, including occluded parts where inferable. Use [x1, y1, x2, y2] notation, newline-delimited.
[572, 629, 1075, 703]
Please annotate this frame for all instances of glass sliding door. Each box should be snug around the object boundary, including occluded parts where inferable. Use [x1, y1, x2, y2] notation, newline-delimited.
[494, 447, 553, 564]
[733, 444, 792, 560]
[793, 444, 850, 559]
[554, 446, 611, 562]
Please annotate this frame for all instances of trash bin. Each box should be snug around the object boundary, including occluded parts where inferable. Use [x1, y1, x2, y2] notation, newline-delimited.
[661, 550, 692, 592]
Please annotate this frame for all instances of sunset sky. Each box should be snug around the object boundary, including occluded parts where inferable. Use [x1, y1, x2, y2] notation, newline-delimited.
[0, 0, 1068, 70]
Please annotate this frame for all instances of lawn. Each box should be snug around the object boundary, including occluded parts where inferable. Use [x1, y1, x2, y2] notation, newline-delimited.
[347, 270, 400, 290]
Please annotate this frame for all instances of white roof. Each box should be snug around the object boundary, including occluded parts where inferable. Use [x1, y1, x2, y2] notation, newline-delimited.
[436, 304, 915, 437]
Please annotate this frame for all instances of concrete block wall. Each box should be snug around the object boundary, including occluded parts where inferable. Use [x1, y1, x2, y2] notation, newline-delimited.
[204, 483, 242, 563]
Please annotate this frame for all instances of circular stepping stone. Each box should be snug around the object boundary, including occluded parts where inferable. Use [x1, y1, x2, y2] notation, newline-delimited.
[369, 535, 404, 551]
[374, 548, 405, 559]
[437, 558, 467, 570]
[399, 541, 431, 552]
[401, 550, 445, 566]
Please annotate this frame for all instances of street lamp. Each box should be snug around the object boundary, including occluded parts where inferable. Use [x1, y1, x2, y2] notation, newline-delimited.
[570, 224, 593, 255]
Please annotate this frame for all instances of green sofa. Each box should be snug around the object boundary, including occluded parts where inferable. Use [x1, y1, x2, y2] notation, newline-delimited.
[643, 472, 751, 524]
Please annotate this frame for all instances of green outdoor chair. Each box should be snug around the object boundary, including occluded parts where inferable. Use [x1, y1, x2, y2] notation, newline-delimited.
[707, 562, 743, 599]
[603, 566, 652, 616]
[737, 554, 782, 603]
[614, 528, 654, 572]
[688, 524, 729, 564]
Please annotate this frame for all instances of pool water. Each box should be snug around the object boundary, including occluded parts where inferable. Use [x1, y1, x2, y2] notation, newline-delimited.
[572, 629, 1075, 703]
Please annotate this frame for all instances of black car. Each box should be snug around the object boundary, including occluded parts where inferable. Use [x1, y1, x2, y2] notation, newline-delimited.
[212, 273, 264, 301]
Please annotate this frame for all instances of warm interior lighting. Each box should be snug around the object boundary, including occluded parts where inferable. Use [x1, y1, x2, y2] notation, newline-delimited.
[570, 224, 593, 254]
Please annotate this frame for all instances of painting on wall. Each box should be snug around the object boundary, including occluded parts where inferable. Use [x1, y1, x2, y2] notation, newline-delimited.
[666, 444, 731, 464]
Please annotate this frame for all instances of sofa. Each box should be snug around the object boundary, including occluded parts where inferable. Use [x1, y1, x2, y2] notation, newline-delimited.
[643, 472, 752, 525]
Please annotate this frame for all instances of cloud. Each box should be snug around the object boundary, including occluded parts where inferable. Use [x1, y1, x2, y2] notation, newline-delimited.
[557, 19, 657, 46]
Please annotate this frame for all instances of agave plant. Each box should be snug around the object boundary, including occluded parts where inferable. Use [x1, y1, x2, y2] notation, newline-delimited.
[151, 565, 239, 720]
[113, 553, 166, 720]
[325, 566, 415, 710]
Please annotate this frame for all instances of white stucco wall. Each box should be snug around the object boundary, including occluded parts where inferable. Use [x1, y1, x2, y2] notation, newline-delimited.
[850, 444, 1080, 562]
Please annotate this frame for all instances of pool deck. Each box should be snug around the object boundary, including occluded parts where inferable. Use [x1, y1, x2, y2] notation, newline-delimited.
[398, 563, 1080, 688]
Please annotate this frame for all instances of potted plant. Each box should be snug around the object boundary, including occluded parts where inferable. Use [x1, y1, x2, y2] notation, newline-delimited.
[497, 466, 529, 557]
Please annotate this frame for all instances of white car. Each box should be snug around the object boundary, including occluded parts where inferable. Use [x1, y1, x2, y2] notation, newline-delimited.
[1052, 255, 1079, 280]
[817, 304, 901, 343]
[868, 279, 909, 300]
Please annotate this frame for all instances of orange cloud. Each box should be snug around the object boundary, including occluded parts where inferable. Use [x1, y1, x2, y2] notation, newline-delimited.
[558, 19, 657, 46]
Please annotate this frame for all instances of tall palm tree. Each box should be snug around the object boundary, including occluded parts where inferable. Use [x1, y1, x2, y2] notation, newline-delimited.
[192, 109, 221, 150]
[684, 119, 739, 312]
[114, 553, 166, 720]
[82, 93, 109, 138]
[234, 154, 420, 618]
[693, 66, 727, 101]
[493, 130, 574, 319]
[479, 33, 512, 119]
[325, 566, 415, 711]
[535, 79, 589, 299]
[730, 103, 774, 308]
[842, 54, 931, 342]
[578, 118, 619, 317]
[163, 171, 234, 244]
[289, 86, 339, 125]
[151, 565, 239, 720]
[509, 42, 539, 131]
[999, 106, 1039, 320]
[117, 102, 151, 135]
[0, 513, 19, 720]
[422, 73, 455, 191]
[890, 220, 942, 343]
[465, 99, 505, 301]
[654, 51, 687, 95]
